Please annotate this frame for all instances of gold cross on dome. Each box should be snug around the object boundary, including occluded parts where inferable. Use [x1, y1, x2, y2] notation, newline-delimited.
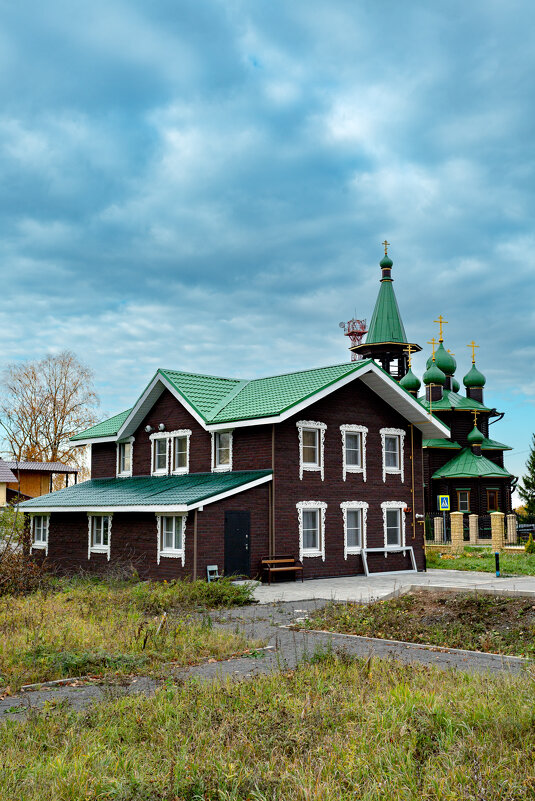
[434, 315, 448, 342]
[467, 340, 479, 364]
[427, 338, 438, 360]
[471, 410, 479, 428]
[382, 240, 390, 255]
[403, 344, 416, 368]
[447, 349, 455, 356]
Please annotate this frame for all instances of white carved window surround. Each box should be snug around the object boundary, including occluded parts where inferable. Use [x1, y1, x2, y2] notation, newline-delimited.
[150, 430, 192, 476]
[156, 514, 187, 565]
[296, 421, 327, 481]
[211, 431, 233, 472]
[380, 428, 405, 483]
[116, 437, 134, 477]
[381, 501, 407, 552]
[30, 514, 49, 555]
[296, 501, 327, 561]
[340, 501, 368, 559]
[340, 425, 367, 482]
[87, 514, 112, 560]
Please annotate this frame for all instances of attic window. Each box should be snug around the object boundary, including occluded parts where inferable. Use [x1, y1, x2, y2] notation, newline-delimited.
[116, 438, 134, 477]
[212, 431, 233, 472]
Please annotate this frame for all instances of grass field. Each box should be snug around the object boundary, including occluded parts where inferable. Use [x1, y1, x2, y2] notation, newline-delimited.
[426, 546, 535, 575]
[298, 590, 535, 657]
[0, 577, 257, 690]
[1, 652, 534, 800]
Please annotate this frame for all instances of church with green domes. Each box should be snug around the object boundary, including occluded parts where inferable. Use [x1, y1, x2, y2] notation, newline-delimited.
[350, 248, 514, 518]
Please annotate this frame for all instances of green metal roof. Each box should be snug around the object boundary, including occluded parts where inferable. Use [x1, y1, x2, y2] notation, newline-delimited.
[432, 449, 512, 480]
[418, 389, 491, 413]
[481, 437, 512, 451]
[423, 439, 462, 450]
[366, 280, 407, 344]
[70, 408, 133, 441]
[159, 370, 243, 421]
[19, 471, 272, 510]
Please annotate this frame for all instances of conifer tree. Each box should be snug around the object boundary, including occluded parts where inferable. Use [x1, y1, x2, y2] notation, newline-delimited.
[518, 433, 535, 520]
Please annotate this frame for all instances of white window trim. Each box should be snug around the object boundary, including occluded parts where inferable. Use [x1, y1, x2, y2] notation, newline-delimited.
[296, 501, 327, 561]
[87, 513, 112, 560]
[340, 501, 368, 559]
[340, 424, 367, 482]
[296, 421, 327, 481]
[380, 428, 405, 483]
[381, 501, 407, 553]
[150, 431, 171, 476]
[211, 430, 233, 473]
[156, 514, 187, 565]
[170, 429, 192, 475]
[30, 514, 49, 556]
[116, 437, 135, 478]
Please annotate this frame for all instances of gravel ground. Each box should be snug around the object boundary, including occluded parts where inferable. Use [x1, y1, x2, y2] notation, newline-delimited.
[1, 597, 529, 721]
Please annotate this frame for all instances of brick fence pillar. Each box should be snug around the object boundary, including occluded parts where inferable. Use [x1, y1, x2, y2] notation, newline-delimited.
[433, 516, 443, 544]
[451, 512, 464, 554]
[491, 512, 505, 552]
[469, 514, 478, 545]
[506, 514, 517, 545]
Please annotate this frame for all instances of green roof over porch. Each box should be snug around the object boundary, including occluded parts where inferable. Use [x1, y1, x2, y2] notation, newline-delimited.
[431, 449, 512, 480]
[18, 471, 272, 512]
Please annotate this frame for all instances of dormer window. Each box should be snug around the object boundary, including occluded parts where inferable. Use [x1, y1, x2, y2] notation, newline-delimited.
[171, 430, 191, 474]
[380, 428, 405, 482]
[150, 433, 169, 476]
[116, 438, 134, 477]
[296, 421, 327, 480]
[212, 431, 233, 472]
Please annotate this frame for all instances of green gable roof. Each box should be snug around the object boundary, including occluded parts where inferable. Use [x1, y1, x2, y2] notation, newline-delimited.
[159, 370, 243, 421]
[418, 389, 491, 413]
[366, 280, 407, 344]
[432, 449, 512, 480]
[70, 408, 133, 441]
[19, 471, 272, 511]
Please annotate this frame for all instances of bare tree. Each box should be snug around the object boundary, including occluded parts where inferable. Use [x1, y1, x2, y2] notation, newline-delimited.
[0, 351, 100, 474]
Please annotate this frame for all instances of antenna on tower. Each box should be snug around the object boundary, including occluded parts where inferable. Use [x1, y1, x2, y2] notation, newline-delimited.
[339, 318, 368, 361]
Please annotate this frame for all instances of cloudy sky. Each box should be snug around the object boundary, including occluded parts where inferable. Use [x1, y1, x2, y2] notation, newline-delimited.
[1, 0, 533, 485]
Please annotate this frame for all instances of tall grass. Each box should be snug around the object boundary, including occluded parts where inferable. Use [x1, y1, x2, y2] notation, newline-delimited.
[427, 547, 535, 576]
[0, 578, 257, 689]
[1, 653, 534, 799]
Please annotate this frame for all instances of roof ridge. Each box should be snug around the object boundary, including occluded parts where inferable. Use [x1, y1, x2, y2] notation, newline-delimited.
[248, 360, 369, 383]
[160, 368, 242, 383]
[207, 379, 251, 421]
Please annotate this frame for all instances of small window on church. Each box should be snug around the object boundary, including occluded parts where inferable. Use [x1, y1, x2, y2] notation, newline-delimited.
[457, 491, 470, 513]
[487, 489, 499, 512]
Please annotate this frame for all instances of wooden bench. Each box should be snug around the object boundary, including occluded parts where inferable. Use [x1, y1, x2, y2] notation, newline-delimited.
[261, 556, 304, 585]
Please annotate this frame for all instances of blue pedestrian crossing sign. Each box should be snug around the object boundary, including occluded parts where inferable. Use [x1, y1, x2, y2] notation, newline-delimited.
[438, 495, 450, 511]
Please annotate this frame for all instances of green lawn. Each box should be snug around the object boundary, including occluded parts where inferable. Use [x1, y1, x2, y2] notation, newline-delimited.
[426, 546, 535, 575]
[298, 590, 535, 656]
[1, 653, 535, 800]
[0, 577, 258, 690]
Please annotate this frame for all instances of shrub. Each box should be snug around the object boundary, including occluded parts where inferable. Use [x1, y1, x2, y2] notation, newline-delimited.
[0, 504, 26, 547]
[0, 548, 48, 596]
[525, 532, 535, 554]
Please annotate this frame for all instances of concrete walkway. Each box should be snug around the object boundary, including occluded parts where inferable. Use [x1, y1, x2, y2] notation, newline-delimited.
[252, 568, 535, 603]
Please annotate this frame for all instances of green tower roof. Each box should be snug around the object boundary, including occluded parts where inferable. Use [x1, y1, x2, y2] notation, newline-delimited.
[366, 276, 408, 344]
[463, 363, 486, 388]
[399, 367, 421, 392]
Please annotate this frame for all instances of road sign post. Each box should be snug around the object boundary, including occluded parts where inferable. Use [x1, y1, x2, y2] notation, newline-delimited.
[438, 495, 450, 542]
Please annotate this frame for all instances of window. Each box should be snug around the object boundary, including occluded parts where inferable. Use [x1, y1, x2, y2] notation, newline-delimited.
[171, 432, 191, 474]
[340, 425, 367, 481]
[380, 428, 405, 482]
[88, 515, 112, 560]
[117, 439, 133, 477]
[381, 502, 407, 550]
[212, 431, 233, 471]
[150, 430, 191, 476]
[340, 501, 368, 558]
[457, 490, 471, 513]
[296, 421, 327, 480]
[487, 489, 499, 512]
[296, 501, 327, 560]
[156, 515, 186, 565]
[31, 515, 49, 553]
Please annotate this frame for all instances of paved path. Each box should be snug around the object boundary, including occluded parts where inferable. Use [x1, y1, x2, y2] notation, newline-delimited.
[252, 568, 535, 603]
[2, 570, 533, 721]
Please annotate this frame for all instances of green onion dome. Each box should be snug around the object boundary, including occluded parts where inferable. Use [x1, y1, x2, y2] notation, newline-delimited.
[423, 361, 446, 386]
[434, 342, 456, 375]
[452, 377, 461, 393]
[467, 425, 484, 446]
[463, 363, 486, 388]
[380, 254, 393, 269]
[399, 368, 421, 393]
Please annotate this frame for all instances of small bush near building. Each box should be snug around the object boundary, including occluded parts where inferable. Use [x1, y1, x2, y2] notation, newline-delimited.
[525, 532, 535, 554]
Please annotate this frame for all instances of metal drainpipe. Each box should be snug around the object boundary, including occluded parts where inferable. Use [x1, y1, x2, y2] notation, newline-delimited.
[410, 424, 416, 539]
[271, 424, 276, 556]
[193, 509, 198, 580]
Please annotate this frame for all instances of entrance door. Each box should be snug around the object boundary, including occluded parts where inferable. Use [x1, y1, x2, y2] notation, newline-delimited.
[224, 511, 250, 577]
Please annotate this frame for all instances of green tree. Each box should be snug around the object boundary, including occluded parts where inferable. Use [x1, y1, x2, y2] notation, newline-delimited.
[518, 433, 535, 520]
